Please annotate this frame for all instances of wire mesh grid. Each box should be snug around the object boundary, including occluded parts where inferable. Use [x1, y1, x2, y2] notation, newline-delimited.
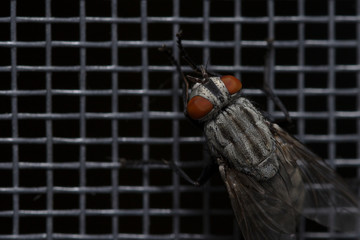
[0, 0, 359, 239]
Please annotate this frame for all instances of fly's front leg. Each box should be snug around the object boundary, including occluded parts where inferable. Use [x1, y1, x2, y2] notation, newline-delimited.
[164, 159, 218, 186]
[263, 38, 292, 123]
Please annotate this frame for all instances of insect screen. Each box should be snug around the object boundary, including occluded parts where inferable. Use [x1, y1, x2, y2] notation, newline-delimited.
[0, 0, 359, 239]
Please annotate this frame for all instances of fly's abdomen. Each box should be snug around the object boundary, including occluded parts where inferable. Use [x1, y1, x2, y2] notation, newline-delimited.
[204, 97, 279, 180]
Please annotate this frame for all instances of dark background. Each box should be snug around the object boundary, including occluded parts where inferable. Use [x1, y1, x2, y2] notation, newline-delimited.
[0, 0, 359, 239]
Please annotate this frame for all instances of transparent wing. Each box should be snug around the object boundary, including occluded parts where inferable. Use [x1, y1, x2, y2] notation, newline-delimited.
[217, 158, 299, 240]
[216, 122, 358, 239]
[272, 123, 359, 232]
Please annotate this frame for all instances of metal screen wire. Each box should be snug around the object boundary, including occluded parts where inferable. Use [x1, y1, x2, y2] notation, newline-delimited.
[0, 0, 359, 239]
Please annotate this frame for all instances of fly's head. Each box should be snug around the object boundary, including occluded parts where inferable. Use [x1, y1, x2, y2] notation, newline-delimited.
[159, 31, 243, 124]
[183, 67, 242, 122]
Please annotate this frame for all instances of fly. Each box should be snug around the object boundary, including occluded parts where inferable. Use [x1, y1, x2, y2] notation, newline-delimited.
[160, 31, 360, 240]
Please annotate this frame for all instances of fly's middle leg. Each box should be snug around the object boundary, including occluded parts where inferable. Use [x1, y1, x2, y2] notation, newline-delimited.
[164, 159, 218, 186]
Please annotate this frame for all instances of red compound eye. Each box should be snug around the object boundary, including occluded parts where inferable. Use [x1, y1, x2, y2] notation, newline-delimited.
[221, 75, 242, 94]
[187, 96, 214, 120]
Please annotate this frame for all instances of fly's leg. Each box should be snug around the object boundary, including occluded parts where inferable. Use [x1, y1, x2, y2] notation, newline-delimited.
[159, 30, 201, 75]
[176, 30, 219, 78]
[263, 38, 292, 123]
[119, 158, 216, 186]
[176, 30, 202, 74]
[164, 159, 218, 186]
[158, 44, 190, 107]
[158, 44, 184, 80]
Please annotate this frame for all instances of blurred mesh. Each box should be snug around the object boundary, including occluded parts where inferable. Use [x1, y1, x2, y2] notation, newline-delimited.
[0, 0, 359, 239]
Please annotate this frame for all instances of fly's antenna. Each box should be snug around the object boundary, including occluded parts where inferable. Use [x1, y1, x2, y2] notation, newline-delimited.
[158, 44, 190, 107]
[176, 30, 202, 75]
[263, 38, 292, 123]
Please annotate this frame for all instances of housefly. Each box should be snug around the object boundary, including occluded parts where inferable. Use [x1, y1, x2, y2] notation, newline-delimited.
[160, 32, 359, 240]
